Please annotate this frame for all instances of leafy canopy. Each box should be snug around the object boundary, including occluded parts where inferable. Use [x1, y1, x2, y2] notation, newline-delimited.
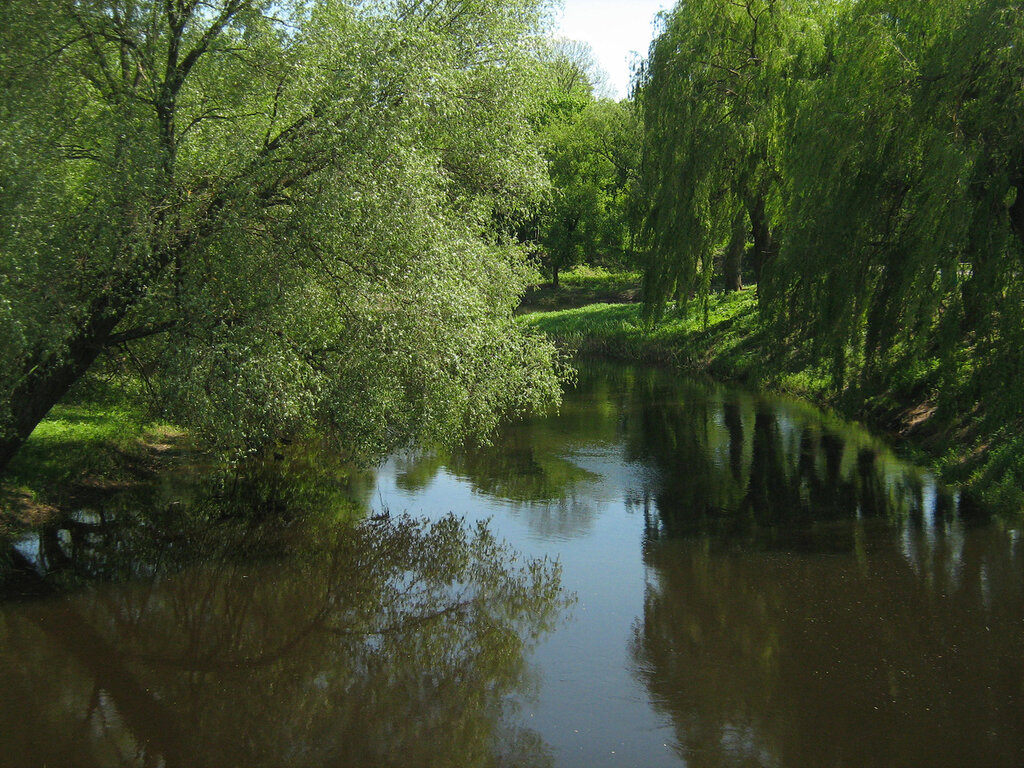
[0, 0, 566, 467]
[635, 0, 828, 314]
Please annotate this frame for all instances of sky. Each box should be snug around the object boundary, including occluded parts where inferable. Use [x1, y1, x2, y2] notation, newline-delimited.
[553, 0, 672, 100]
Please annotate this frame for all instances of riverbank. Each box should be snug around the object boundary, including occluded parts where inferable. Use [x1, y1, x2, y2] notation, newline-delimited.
[0, 394, 190, 537]
[521, 289, 830, 397]
[519, 282, 1021, 514]
[2, 271, 1018, 524]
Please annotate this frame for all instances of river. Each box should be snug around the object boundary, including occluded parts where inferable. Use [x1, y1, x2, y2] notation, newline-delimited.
[2, 361, 1022, 767]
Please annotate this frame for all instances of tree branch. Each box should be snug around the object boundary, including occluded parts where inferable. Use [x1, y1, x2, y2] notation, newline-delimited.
[173, 0, 248, 94]
[104, 321, 177, 347]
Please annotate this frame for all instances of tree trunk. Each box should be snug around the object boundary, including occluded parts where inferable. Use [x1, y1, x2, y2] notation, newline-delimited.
[747, 193, 778, 306]
[0, 309, 125, 476]
[552, 262, 560, 289]
[1009, 178, 1024, 251]
[723, 210, 745, 292]
[0, 244, 173, 478]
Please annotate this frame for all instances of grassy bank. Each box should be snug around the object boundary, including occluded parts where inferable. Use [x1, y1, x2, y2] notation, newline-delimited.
[522, 289, 832, 397]
[0, 391, 188, 535]
[520, 267, 834, 400]
[521, 284, 1021, 514]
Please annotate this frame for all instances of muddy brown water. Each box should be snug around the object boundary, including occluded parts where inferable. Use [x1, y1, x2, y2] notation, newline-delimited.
[2, 361, 1022, 767]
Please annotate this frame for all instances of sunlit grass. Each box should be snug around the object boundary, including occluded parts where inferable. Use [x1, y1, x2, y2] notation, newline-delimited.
[523, 289, 755, 363]
[520, 266, 641, 312]
[522, 288, 835, 400]
[524, 302, 643, 339]
[555, 264, 641, 291]
[2, 394, 183, 520]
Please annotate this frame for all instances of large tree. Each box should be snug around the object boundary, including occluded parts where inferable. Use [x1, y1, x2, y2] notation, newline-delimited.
[634, 0, 827, 315]
[0, 0, 565, 472]
[538, 98, 640, 287]
[532, 41, 640, 287]
[772, 0, 1024, 394]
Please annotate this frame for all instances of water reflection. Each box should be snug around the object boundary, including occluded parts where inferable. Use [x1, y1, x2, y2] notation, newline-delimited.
[4, 362, 1023, 768]
[584, 369, 1024, 767]
[620, 373, 966, 549]
[391, 383, 624, 539]
[0, 456, 565, 768]
[634, 521, 1024, 767]
[376, 362, 1024, 766]
[401, 364, 969, 550]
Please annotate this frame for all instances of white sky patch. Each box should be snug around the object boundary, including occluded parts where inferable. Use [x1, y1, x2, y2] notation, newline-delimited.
[553, 0, 672, 100]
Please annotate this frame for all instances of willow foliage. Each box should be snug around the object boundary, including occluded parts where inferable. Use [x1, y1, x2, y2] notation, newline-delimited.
[772, 0, 1024, 398]
[635, 0, 828, 318]
[635, 0, 1024, 498]
[0, 0, 566, 470]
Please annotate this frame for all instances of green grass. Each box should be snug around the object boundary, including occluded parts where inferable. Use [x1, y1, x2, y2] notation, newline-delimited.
[1, 393, 184, 526]
[556, 265, 641, 290]
[522, 288, 833, 399]
[520, 266, 641, 312]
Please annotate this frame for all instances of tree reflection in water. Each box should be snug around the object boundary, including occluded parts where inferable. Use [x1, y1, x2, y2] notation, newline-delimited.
[624, 374, 1024, 767]
[390, 383, 623, 540]
[634, 523, 1024, 767]
[0, 453, 566, 768]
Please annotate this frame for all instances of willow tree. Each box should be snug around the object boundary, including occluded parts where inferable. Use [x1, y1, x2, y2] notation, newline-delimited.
[0, 0, 565, 473]
[635, 0, 827, 316]
[773, 0, 1024, 399]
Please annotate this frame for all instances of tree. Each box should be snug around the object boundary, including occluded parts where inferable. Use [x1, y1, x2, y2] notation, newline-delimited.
[0, 0, 565, 473]
[533, 41, 640, 287]
[634, 0, 827, 316]
[532, 40, 600, 288]
[582, 98, 644, 262]
[771, 0, 1024, 399]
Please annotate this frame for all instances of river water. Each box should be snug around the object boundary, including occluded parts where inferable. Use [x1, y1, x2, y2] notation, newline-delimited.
[2, 361, 1023, 767]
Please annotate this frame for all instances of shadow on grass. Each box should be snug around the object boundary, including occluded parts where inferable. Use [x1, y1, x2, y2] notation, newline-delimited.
[518, 267, 642, 314]
[2, 396, 191, 535]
